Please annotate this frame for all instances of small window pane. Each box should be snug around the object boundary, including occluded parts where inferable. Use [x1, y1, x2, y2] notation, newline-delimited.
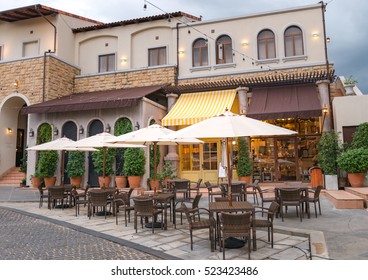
[98, 54, 115, 73]
[216, 35, 233, 64]
[149, 47, 166, 66]
[284, 26, 304, 57]
[193, 39, 208, 67]
[257, 30, 276, 59]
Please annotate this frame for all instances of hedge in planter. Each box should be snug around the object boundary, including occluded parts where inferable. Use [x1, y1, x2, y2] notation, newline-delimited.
[66, 151, 85, 178]
[123, 148, 146, 177]
[317, 130, 341, 175]
[337, 147, 368, 174]
[236, 137, 253, 179]
[92, 148, 115, 176]
[37, 150, 58, 178]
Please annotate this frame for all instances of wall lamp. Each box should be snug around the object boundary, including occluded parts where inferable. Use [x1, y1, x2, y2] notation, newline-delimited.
[53, 127, 59, 136]
[14, 80, 19, 88]
[322, 105, 328, 115]
[326, 37, 331, 43]
[105, 123, 111, 133]
[29, 128, 34, 137]
[7, 128, 13, 134]
[135, 122, 140, 130]
[79, 125, 84, 134]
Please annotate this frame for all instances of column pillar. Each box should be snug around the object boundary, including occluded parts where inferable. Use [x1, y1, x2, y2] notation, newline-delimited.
[236, 86, 250, 115]
[316, 80, 331, 132]
[164, 93, 179, 176]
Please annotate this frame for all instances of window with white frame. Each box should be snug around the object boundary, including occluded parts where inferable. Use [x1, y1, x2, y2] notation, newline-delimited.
[284, 26, 304, 57]
[148, 47, 167, 66]
[98, 53, 115, 73]
[216, 35, 233, 64]
[192, 38, 208, 67]
[257, 29, 276, 60]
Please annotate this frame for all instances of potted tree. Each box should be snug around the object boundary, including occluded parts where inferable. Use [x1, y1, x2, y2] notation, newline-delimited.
[30, 171, 42, 189]
[92, 148, 115, 188]
[317, 130, 341, 190]
[37, 150, 58, 188]
[123, 148, 146, 188]
[66, 151, 85, 188]
[236, 137, 253, 184]
[148, 144, 161, 190]
[337, 147, 368, 187]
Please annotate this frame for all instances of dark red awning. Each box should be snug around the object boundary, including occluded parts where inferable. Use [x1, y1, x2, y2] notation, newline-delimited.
[21, 85, 164, 114]
[247, 84, 322, 120]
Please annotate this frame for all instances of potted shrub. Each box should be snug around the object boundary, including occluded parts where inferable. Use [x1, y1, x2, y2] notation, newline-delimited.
[92, 148, 115, 188]
[20, 177, 27, 188]
[149, 144, 161, 190]
[337, 147, 368, 187]
[317, 130, 341, 190]
[19, 151, 27, 177]
[236, 137, 253, 184]
[37, 150, 58, 187]
[66, 151, 85, 188]
[123, 148, 146, 188]
[30, 171, 42, 189]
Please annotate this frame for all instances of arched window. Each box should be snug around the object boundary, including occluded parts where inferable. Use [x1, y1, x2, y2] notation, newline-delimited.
[257, 29, 276, 60]
[284, 26, 304, 57]
[216, 35, 233, 64]
[192, 38, 208, 67]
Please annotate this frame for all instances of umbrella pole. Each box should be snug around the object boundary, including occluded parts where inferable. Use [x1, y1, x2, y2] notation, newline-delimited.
[154, 142, 157, 194]
[226, 137, 232, 206]
[103, 147, 106, 188]
[61, 150, 65, 186]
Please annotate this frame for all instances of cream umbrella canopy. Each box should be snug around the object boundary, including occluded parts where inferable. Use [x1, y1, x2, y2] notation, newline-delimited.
[66, 132, 145, 183]
[168, 109, 297, 204]
[27, 137, 97, 186]
[107, 124, 203, 192]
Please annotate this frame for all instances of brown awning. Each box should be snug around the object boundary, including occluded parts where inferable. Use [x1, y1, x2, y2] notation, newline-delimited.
[21, 85, 164, 114]
[247, 84, 322, 120]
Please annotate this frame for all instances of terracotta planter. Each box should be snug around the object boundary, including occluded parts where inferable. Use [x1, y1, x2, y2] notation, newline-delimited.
[347, 173, 366, 188]
[44, 176, 56, 188]
[115, 176, 127, 189]
[238, 176, 251, 185]
[31, 177, 42, 188]
[128, 176, 141, 188]
[70, 176, 82, 188]
[98, 176, 111, 188]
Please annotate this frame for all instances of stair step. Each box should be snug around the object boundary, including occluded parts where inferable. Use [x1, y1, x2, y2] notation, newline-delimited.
[324, 190, 365, 209]
[345, 187, 368, 208]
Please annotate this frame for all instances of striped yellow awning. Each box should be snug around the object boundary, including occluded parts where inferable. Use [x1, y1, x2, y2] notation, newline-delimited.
[161, 89, 237, 126]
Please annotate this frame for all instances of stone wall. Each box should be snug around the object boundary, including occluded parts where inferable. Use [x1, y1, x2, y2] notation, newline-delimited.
[73, 67, 177, 93]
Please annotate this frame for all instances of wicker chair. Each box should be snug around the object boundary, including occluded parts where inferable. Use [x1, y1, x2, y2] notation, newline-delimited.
[133, 197, 163, 233]
[219, 212, 252, 260]
[222, 182, 245, 201]
[189, 178, 202, 198]
[48, 186, 67, 210]
[254, 201, 279, 247]
[37, 185, 48, 208]
[205, 181, 223, 203]
[175, 193, 202, 226]
[113, 190, 134, 226]
[173, 180, 191, 202]
[244, 180, 259, 204]
[307, 185, 323, 218]
[88, 190, 110, 219]
[181, 203, 215, 251]
[71, 186, 89, 216]
[278, 188, 304, 222]
[255, 185, 276, 215]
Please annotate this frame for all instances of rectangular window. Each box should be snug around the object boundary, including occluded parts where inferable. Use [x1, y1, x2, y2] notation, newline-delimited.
[98, 53, 115, 73]
[23, 41, 39, 57]
[148, 47, 167, 66]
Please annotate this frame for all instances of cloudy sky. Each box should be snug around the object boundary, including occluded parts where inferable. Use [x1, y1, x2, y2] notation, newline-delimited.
[1, 0, 367, 93]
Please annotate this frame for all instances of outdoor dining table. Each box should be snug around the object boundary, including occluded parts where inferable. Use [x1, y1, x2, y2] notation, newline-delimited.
[133, 192, 175, 230]
[274, 184, 311, 219]
[209, 201, 257, 251]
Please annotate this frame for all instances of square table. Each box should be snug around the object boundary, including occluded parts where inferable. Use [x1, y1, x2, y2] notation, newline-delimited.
[209, 201, 257, 251]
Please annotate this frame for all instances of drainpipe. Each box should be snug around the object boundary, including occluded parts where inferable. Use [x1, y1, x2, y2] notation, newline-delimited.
[175, 22, 180, 86]
[35, 5, 57, 102]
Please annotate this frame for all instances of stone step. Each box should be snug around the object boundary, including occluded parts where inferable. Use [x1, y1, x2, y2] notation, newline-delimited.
[345, 187, 368, 208]
[0, 167, 26, 187]
[324, 190, 365, 209]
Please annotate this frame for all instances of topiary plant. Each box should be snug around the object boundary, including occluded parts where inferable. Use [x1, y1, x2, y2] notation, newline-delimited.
[317, 130, 341, 175]
[351, 122, 368, 149]
[92, 148, 115, 176]
[337, 147, 368, 174]
[236, 137, 253, 177]
[123, 148, 146, 176]
[37, 150, 58, 178]
[66, 151, 85, 178]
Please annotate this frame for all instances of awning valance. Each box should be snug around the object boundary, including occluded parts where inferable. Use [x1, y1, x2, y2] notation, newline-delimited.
[21, 85, 164, 114]
[247, 84, 322, 120]
[161, 89, 237, 126]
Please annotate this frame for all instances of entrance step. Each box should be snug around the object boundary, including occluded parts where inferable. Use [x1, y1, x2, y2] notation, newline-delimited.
[0, 167, 25, 187]
[344, 187, 368, 208]
[324, 190, 365, 209]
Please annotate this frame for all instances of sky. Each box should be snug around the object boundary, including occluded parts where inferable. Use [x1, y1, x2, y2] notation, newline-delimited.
[1, 0, 367, 94]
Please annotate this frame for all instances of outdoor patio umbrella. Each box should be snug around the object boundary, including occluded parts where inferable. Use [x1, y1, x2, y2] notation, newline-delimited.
[107, 124, 203, 193]
[168, 109, 297, 204]
[66, 132, 145, 184]
[27, 137, 97, 186]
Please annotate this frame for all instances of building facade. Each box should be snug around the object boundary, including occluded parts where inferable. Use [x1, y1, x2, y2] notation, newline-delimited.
[0, 3, 365, 187]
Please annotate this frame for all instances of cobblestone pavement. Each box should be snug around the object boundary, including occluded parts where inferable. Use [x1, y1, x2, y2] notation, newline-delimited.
[0, 208, 160, 260]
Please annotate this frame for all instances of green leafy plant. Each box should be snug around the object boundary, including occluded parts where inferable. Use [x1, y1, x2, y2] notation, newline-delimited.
[236, 137, 253, 177]
[19, 151, 28, 173]
[92, 148, 115, 176]
[344, 75, 358, 85]
[123, 148, 146, 176]
[160, 160, 176, 180]
[149, 144, 161, 179]
[66, 151, 85, 178]
[37, 150, 58, 178]
[337, 147, 368, 173]
[351, 122, 368, 149]
[317, 131, 341, 175]
[114, 118, 133, 176]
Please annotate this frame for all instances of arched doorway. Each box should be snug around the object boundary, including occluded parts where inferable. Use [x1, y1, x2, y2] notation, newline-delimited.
[0, 95, 28, 176]
[87, 119, 103, 186]
[62, 121, 78, 184]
